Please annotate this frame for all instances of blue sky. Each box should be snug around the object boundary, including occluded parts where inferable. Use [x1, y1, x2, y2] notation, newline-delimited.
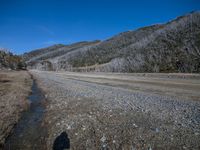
[0, 0, 200, 54]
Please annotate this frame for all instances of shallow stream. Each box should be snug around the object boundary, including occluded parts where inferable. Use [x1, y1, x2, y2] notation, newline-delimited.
[4, 79, 47, 150]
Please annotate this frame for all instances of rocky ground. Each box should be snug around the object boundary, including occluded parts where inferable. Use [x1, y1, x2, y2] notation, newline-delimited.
[31, 70, 200, 150]
[0, 71, 32, 148]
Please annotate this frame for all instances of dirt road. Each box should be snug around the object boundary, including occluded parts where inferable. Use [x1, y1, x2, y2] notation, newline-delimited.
[31, 70, 200, 150]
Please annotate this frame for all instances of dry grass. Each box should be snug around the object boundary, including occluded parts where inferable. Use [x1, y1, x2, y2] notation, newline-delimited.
[0, 71, 32, 147]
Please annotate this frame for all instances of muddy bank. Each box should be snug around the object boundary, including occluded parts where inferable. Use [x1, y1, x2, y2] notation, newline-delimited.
[4, 77, 47, 150]
[0, 71, 32, 148]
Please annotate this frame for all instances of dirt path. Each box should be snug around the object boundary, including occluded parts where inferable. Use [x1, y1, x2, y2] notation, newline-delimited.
[31, 70, 200, 150]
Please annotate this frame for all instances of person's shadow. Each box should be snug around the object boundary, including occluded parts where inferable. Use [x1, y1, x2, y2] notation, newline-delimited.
[53, 132, 70, 150]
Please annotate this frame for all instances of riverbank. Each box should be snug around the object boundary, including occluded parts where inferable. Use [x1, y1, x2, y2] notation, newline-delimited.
[2, 70, 200, 149]
[4, 79, 47, 150]
[0, 71, 32, 148]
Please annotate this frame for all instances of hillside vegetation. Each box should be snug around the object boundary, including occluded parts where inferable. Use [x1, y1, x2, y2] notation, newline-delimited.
[24, 11, 200, 73]
[0, 49, 26, 70]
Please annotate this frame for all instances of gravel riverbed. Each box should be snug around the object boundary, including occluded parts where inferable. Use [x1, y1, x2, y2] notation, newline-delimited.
[31, 70, 200, 150]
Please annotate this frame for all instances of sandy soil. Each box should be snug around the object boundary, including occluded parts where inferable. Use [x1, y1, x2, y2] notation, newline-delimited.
[0, 71, 32, 148]
[30, 70, 200, 150]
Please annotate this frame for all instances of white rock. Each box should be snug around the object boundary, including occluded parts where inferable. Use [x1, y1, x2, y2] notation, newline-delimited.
[149, 146, 152, 150]
[67, 125, 71, 130]
[155, 128, 159, 132]
[100, 135, 106, 143]
[195, 132, 199, 136]
[133, 123, 138, 128]
[56, 122, 60, 126]
[82, 127, 86, 131]
[82, 125, 86, 131]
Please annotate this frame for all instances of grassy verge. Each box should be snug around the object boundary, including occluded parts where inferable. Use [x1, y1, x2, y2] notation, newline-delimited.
[0, 71, 32, 147]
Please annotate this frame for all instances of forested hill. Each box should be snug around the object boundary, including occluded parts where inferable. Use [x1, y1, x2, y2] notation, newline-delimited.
[24, 11, 200, 73]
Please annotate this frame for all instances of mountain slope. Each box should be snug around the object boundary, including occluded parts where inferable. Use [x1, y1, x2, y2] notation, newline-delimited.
[25, 41, 100, 70]
[25, 11, 200, 73]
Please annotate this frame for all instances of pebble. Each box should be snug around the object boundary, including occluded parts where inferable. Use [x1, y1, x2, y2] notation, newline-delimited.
[66, 125, 71, 130]
[148, 146, 152, 150]
[133, 123, 138, 128]
[155, 128, 159, 133]
[194, 132, 199, 136]
[56, 122, 60, 126]
[82, 125, 86, 131]
[100, 135, 106, 143]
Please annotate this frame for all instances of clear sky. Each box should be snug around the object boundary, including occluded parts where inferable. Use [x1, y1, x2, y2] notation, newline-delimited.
[0, 0, 200, 54]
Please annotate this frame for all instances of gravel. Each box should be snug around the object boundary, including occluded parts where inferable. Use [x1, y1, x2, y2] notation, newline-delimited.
[31, 70, 200, 150]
